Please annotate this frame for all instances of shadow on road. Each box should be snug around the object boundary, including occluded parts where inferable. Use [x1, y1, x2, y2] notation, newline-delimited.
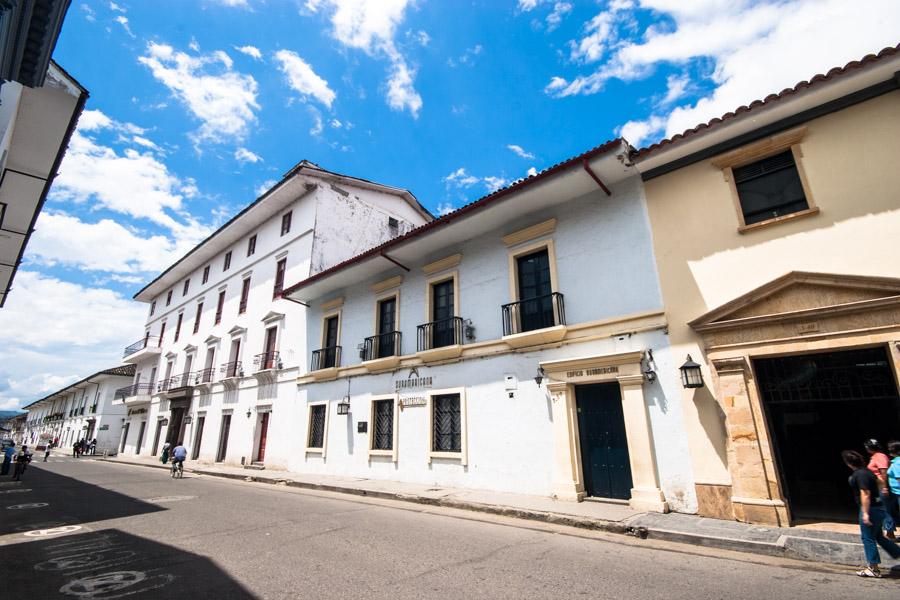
[1, 463, 165, 536]
[4, 528, 258, 598]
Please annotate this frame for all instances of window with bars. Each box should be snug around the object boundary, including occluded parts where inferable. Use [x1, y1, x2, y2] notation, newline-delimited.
[372, 399, 393, 450]
[432, 394, 461, 452]
[308, 404, 326, 448]
[733, 150, 809, 225]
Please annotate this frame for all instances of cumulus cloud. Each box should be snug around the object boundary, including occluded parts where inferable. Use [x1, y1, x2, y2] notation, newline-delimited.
[255, 179, 278, 196]
[483, 176, 509, 192]
[443, 167, 480, 188]
[234, 147, 262, 163]
[114, 15, 135, 38]
[507, 144, 535, 160]
[235, 45, 262, 59]
[138, 42, 260, 145]
[617, 114, 667, 147]
[526, 166, 538, 177]
[274, 49, 336, 107]
[436, 202, 455, 216]
[546, 2, 573, 30]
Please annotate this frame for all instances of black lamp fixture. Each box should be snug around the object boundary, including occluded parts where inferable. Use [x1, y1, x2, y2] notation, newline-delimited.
[246, 408, 252, 418]
[680, 355, 704, 389]
[642, 349, 657, 383]
[337, 377, 351, 415]
[534, 366, 545, 387]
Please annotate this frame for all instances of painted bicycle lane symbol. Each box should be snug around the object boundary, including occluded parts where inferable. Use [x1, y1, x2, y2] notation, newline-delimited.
[24, 525, 83, 537]
[6, 502, 48, 510]
[60, 571, 176, 599]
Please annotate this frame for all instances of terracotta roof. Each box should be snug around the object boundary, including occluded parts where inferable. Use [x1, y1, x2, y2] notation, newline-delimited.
[282, 137, 625, 298]
[633, 44, 900, 159]
[24, 364, 137, 409]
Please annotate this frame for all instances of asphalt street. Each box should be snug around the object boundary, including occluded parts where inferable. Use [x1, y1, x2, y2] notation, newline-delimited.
[0, 458, 896, 599]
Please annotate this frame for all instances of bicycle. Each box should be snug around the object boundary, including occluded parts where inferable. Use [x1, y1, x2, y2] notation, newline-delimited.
[170, 459, 184, 479]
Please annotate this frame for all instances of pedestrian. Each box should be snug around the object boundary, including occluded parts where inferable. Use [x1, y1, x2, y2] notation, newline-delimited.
[90, 438, 97, 455]
[1, 442, 14, 476]
[72, 439, 78, 458]
[864, 439, 895, 540]
[843, 449, 900, 577]
[43, 444, 51, 462]
[13, 445, 31, 481]
[160, 441, 171, 464]
[887, 441, 900, 538]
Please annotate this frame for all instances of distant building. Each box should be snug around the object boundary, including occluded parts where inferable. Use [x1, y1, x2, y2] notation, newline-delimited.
[0, 1, 86, 307]
[115, 162, 432, 465]
[21, 365, 136, 452]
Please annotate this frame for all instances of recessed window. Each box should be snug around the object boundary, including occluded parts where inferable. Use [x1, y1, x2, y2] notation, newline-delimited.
[193, 301, 203, 334]
[432, 393, 461, 453]
[224, 251, 232, 271]
[215, 290, 225, 325]
[388, 216, 399, 235]
[273, 258, 286, 299]
[149, 301, 156, 316]
[239, 277, 251, 314]
[281, 211, 292, 236]
[247, 234, 257, 257]
[183, 279, 190, 296]
[174, 312, 183, 343]
[158, 321, 166, 346]
[307, 404, 326, 449]
[166, 290, 172, 306]
[733, 150, 809, 226]
[202, 265, 210, 284]
[372, 399, 394, 451]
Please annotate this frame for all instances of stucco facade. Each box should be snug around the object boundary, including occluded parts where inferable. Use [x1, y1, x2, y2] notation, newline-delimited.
[637, 55, 900, 524]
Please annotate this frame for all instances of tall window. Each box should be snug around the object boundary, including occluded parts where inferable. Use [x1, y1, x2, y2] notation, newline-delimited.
[372, 399, 393, 450]
[166, 290, 173, 306]
[432, 394, 461, 453]
[273, 258, 286, 298]
[193, 302, 203, 334]
[307, 404, 326, 448]
[733, 151, 809, 225]
[224, 251, 232, 271]
[174, 312, 183, 342]
[247, 234, 257, 257]
[158, 321, 166, 347]
[280, 211, 292, 236]
[321, 315, 339, 368]
[202, 265, 210, 284]
[431, 279, 455, 348]
[149, 301, 156, 316]
[215, 290, 225, 325]
[376, 296, 397, 358]
[516, 248, 553, 332]
[183, 279, 190, 296]
[239, 278, 251, 314]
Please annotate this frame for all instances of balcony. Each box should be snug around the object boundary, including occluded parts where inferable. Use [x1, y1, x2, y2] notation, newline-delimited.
[310, 346, 341, 380]
[113, 383, 154, 404]
[253, 351, 282, 372]
[416, 316, 464, 362]
[220, 360, 243, 379]
[122, 335, 162, 363]
[362, 331, 402, 372]
[501, 292, 568, 348]
[157, 373, 194, 396]
[194, 367, 215, 386]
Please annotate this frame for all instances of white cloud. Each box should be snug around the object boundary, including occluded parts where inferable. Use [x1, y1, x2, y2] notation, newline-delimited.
[660, 73, 691, 106]
[436, 202, 455, 216]
[330, 118, 343, 128]
[109, 2, 125, 13]
[213, 0, 250, 7]
[548, 0, 900, 149]
[82, 4, 96, 22]
[443, 167, 480, 188]
[311, 0, 422, 116]
[483, 176, 509, 192]
[448, 44, 483, 68]
[409, 29, 430, 46]
[0, 272, 147, 410]
[114, 15, 135, 38]
[234, 147, 262, 163]
[526, 166, 538, 177]
[255, 179, 277, 196]
[617, 114, 666, 147]
[131, 135, 163, 152]
[546, 2, 573, 30]
[507, 144, 535, 160]
[138, 42, 260, 145]
[518, 0, 540, 11]
[235, 45, 262, 59]
[274, 49, 336, 108]
[309, 108, 324, 136]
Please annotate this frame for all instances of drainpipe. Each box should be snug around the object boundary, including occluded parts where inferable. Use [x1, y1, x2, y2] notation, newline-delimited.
[582, 159, 611, 196]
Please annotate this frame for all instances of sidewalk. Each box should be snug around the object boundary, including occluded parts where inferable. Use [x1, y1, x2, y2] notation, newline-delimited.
[101, 454, 899, 569]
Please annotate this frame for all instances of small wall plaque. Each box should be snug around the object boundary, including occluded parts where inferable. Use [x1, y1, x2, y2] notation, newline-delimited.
[357, 421, 368, 433]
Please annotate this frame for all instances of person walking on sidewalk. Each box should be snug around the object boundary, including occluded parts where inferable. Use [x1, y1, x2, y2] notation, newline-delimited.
[843, 449, 900, 577]
[1, 442, 14, 476]
[864, 439, 895, 540]
[43, 444, 51, 462]
[887, 441, 900, 538]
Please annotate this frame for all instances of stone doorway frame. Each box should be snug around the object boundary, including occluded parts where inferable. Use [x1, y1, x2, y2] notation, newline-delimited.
[541, 350, 669, 513]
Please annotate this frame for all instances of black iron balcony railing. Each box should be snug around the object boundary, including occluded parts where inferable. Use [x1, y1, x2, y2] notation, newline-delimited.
[195, 367, 215, 384]
[362, 331, 402, 361]
[89, 404, 97, 414]
[220, 360, 243, 379]
[253, 351, 281, 372]
[311, 346, 341, 370]
[114, 383, 155, 401]
[157, 373, 194, 393]
[123, 336, 160, 358]
[501, 292, 566, 336]
[417, 316, 464, 351]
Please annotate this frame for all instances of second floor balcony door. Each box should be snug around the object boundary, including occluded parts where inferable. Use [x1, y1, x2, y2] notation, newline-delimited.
[323, 316, 339, 367]
[516, 248, 553, 332]
[263, 327, 277, 369]
[377, 297, 396, 358]
[432, 280, 455, 348]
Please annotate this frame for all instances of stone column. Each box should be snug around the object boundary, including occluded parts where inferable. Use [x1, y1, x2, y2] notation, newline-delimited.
[617, 374, 669, 513]
[548, 381, 585, 501]
[712, 357, 787, 525]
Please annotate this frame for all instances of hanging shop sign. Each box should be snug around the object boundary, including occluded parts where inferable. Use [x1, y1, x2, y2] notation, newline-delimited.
[399, 396, 427, 409]
[98, 425, 109, 431]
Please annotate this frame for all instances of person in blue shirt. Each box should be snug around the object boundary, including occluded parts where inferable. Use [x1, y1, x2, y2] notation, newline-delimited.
[171, 441, 187, 472]
[887, 441, 900, 538]
[1, 442, 15, 476]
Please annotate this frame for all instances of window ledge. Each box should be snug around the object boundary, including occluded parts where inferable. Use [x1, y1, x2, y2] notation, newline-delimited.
[428, 451, 463, 463]
[367, 449, 395, 461]
[502, 324, 568, 349]
[361, 355, 402, 373]
[738, 207, 819, 234]
[309, 366, 339, 381]
[416, 344, 463, 363]
[305, 447, 324, 455]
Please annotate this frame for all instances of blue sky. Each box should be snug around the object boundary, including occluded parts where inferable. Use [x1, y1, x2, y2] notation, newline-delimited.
[0, 0, 897, 409]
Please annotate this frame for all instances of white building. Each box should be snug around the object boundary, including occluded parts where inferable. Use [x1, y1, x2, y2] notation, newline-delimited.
[115, 161, 432, 467]
[21, 365, 135, 453]
[285, 140, 698, 514]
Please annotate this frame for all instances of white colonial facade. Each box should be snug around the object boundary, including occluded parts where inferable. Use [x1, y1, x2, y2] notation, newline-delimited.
[115, 161, 431, 467]
[286, 141, 698, 514]
[21, 365, 135, 453]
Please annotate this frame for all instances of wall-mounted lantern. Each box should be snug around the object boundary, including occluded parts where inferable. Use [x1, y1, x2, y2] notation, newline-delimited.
[679, 355, 704, 389]
[533, 366, 545, 387]
[246, 408, 252, 418]
[464, 319, 476, 341]
[642, 349, 657, 383]
[337, 396, 351, 415]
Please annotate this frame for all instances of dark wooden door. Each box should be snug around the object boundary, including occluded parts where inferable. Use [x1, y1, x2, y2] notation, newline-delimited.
[377, 297, 396, 357]
[151, 421, 162, 456]
[166, 408, 185, 445]
[120, 422, 130, 453]
[216, 414, 231, 462]
[136, 421, 146, 454]
[191, 416, 205, 460]
[257, 412, 270, 462]
[516, 249, 553, 332]
[576, 383, 633, 500]
[263, 326, 277, 368]
[431, 280, 455, 348]
[323, 316, 339, 367]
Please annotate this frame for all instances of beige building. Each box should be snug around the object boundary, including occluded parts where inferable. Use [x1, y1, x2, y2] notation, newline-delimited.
[634, 45, 900, 526]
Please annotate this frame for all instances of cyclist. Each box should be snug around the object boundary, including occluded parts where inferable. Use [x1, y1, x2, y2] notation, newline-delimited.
[171, 441, 187, 477]
[13, 445, 31, 481]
